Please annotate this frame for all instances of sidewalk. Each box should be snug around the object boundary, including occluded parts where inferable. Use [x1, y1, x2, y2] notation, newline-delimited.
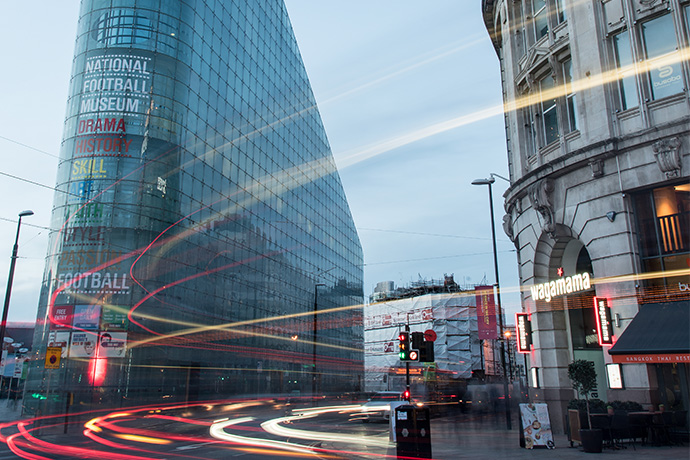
[328, 411, 690, 460]
[0, 398, 23, 423]
[425, 416, 690, 459]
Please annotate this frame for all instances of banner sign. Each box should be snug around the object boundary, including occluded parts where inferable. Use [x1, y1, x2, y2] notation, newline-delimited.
[475, 285, 498, 340]
[610, 353, 690, 364]
[594, 297, 613, 346]
[515, 313, 532, 353]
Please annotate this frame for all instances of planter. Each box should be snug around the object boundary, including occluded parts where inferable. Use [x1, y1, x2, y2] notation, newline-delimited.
[579, 429, 603, 453]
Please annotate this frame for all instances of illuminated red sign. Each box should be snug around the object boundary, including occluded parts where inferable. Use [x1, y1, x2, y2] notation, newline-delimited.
[515, 313, 532, 354]
[594, 297, 614, 346]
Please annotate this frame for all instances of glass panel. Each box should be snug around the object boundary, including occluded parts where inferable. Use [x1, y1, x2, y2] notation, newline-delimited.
[533, 0, 548, 39]
[613, 31, 638, 110]
[641, 14, 683, 100]
[563, 60, 578, 131]
[556, 0, 567, 23]
[540, 75, 559, 144]
[653, 185, 690, 254]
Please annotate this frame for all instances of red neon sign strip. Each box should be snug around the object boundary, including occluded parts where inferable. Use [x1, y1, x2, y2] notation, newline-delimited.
[594, 297, 614, 346]
[515, 312, 532, 354]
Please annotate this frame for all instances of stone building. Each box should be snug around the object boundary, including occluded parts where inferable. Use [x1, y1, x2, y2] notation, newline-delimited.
[482, 0, 689, 432]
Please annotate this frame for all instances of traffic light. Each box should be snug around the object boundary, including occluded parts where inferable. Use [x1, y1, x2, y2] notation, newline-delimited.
[402, 389, 411, 401]
[411, 331, 435, 362]
[398, 332, 411, 361]
[411, 332, 424, 350]
[419, 341, 435, 363]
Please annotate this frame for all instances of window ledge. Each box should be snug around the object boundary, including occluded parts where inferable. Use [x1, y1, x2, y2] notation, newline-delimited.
[564, 130, 580, 142]
[647, 92, 687, 110]
[538, 140, 560, 156]
[615, 107, 640, 121]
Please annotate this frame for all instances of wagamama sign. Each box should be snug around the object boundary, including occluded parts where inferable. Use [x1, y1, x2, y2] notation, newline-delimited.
[530, 273, 592, 302]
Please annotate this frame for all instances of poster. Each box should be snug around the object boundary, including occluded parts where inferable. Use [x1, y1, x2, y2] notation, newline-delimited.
[97, 332, 127, 358]
[47, 331, 71, 357]
[73, 304, 101, 330]
[101, 305, 129, 331]
[519, 403, 554, 449]
[51, 305, 74, 329]
[69, 331, 99, 357]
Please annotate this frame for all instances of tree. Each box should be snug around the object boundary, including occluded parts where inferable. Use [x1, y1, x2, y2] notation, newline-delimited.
[568, 360, 597, 429]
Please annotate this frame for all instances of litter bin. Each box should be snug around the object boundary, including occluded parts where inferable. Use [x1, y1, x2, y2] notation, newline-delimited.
[394, 405, 432, 458]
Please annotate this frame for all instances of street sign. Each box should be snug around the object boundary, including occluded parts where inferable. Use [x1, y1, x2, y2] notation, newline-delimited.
[424, 329, 437, 342]
[45, 347, 62, 369]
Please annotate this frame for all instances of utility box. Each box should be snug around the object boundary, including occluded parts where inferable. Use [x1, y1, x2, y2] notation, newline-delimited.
[394, 405, 432, 458]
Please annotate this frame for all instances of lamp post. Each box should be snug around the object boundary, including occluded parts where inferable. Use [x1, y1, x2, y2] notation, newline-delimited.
[504, 330, 514, 382]
[472, 175, 512, 430]
[0, 210, 34, 350]
[312, 282, 325, 400]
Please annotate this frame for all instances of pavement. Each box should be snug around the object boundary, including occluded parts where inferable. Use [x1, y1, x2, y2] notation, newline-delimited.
[0, 399, 22, 423]
[0, 400, 688, 459]
[325, 410, 690, 460]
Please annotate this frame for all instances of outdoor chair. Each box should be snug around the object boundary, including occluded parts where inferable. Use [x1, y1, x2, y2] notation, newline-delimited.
[590, 414, 613, 448]
[651, 412, 672, 446]
[628, 413, 651, 445]
[669, 410, 688, 445]
[610, 410, 634, 450]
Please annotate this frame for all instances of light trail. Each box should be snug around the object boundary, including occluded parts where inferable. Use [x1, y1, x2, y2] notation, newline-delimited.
[209, 417, 317, 455]
[261, 405, 392, 448]
[334, 48, 688, 167]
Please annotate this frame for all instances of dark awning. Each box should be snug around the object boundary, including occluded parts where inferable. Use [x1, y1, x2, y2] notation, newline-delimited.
[608, 301, 690, 364]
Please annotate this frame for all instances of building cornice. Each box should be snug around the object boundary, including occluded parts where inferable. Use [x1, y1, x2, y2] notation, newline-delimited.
[481, 0, 501, 54]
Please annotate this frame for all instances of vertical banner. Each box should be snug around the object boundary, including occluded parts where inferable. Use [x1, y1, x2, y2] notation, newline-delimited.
[594, 297, 613, 345]
[475, 285, 498, 340]
[515, 313, 532, 353]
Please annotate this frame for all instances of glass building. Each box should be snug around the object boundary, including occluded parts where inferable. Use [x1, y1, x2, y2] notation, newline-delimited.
[25, 0, 363, 415]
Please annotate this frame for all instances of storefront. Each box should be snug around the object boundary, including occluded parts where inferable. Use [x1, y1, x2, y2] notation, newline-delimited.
[608, 301, 690, 414]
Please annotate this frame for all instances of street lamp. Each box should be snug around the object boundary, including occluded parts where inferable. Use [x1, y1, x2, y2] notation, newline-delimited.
[504, 330, 514, 382]
[0, 210, 34, 349]
[312, 282, 326, 400]
[472, 175, 512, 430]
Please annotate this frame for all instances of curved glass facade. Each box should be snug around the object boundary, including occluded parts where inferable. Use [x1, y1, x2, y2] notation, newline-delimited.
[26, 0, 363, 414]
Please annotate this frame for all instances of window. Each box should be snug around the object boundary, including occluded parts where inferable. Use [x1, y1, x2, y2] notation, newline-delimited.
[612, 30, 639, 110]
[539, 74, 559, 145]
[555, 0, 567, 24]
[92, 9, 153, 45]
[633, 184, 690, 295]
[563, 60, 578, 132]
[641, 14, 683, 100]
[533, 0, 548, 40]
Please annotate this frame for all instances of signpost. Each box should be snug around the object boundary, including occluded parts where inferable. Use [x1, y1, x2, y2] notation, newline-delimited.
[45, 347, 62, 369]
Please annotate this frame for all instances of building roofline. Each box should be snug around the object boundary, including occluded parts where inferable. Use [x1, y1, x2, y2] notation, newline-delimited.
[481, 0, 501, 54]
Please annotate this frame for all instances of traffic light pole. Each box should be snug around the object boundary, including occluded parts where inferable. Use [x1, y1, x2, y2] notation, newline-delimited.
[405, 323, 411, 403]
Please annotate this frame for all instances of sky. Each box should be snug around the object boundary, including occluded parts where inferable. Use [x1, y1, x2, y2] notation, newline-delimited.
[0, 1, 519, 324]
